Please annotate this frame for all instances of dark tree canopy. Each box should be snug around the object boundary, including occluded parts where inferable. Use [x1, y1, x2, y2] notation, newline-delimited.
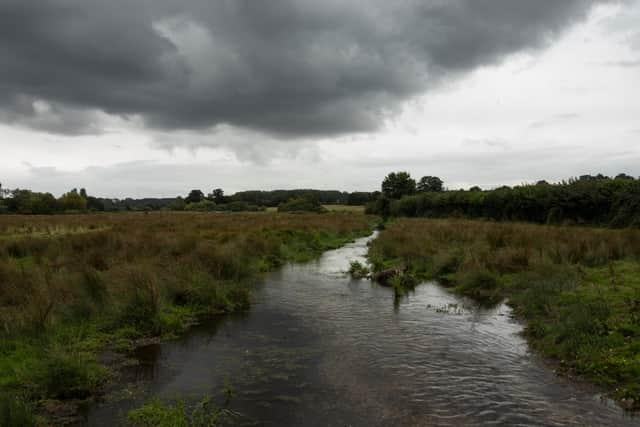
[186, 189, 205, 204]
[382, 172, 416, 199]
[367, 173, 640, 228]
[209, 188, 225, 204]
[417, 176, 444, 193]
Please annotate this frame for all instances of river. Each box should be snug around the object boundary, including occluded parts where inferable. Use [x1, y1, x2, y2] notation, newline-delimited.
[85, 233, 638, 426]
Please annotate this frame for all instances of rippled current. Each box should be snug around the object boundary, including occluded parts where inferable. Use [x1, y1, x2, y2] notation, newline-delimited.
[86, 234, 638, 426]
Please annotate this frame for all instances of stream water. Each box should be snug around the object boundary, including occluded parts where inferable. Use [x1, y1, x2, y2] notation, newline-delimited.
[85, 233, 638, 426]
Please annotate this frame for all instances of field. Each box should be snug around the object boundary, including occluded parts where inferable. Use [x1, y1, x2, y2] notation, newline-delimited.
[0, 212, 375, 424]
[368, 218, 640, 409]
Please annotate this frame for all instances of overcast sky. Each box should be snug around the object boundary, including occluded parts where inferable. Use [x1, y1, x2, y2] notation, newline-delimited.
[1, 0, 639, 198]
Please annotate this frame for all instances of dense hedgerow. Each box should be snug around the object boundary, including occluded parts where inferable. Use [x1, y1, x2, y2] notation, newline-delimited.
[367, 176, 640, 228]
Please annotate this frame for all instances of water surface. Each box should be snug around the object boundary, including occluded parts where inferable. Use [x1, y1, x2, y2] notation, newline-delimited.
[87, 234, 638, 426]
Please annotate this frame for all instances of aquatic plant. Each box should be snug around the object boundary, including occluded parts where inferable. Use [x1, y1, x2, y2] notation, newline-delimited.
[348, 261, 370, 279]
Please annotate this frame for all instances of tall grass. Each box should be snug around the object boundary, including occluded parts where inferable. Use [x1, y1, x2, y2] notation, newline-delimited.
[0, 212, 375, 422]
[369, 218, 640, 408]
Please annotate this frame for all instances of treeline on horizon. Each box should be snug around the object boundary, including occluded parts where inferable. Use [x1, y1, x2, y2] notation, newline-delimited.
[3, 173, 640, 228]
[366, 172, 640, 228]
[0, 184, 378, 215]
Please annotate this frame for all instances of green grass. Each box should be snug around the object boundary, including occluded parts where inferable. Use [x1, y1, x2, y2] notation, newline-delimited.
[0, 212, 377, 424]
[368, 218, 640, 409]
[322, 204, 365, 213]
[127, 395, 237, 427]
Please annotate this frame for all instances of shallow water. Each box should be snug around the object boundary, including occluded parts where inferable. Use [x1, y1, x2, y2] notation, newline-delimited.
[86, 233, 638, 426]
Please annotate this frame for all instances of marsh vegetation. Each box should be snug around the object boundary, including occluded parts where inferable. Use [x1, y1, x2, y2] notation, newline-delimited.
[367, 218, 640, 408]
[0, 212, 374, 425]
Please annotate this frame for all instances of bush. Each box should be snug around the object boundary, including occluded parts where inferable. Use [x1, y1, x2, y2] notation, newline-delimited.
[0, 393, 35, 427]
[184, 200, 217, 212]
[348, 261, 370, 279]
[31, 351, 108, 399]
[278, 197, 327, 213]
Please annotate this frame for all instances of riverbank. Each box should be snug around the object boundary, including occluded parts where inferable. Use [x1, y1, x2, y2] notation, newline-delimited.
[367, 218, 640, 410]
[0, 212, 376, 425]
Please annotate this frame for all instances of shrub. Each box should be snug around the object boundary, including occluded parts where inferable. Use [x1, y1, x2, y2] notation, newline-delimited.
[31, 350, 108, 399]
[348, 261, 370, 279]
[278, 197, 327, 213]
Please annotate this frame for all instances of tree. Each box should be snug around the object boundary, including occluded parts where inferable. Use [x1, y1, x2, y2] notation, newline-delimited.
[209, 188, 225, 204]
[469, 186, 482, 192]
[417, 176, 444, 193]
[381, 172, 416, 199]
[58, 190, 87, 211]
[186, 189, 204, 204]
[615, 173, 635, 180]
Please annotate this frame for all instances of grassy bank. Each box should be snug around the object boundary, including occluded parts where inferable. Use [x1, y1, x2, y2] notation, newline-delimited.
[0, 212, 375, 425]
[368, 218, 640, 409]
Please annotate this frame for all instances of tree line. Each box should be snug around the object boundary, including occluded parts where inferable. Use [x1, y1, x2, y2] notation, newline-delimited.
[366, 172, 640, 228]
[0, 184, 378, 214]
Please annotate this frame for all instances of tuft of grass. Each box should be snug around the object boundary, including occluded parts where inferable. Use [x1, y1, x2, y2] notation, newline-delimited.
[348, 261, 370, 279]
[0, 393, 36, 427]
[128, 395, 237, 427]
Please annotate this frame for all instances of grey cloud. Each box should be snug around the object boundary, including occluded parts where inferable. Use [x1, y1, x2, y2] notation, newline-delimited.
[604, 60, 640, 67]
[463, 138, 510, 150]
[0, 0, 611, 138]
[528, 113, 581, 129]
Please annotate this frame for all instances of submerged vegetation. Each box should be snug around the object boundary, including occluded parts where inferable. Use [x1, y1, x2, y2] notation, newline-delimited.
[367, 218, 640, 408]
[0, 212, 375, 424]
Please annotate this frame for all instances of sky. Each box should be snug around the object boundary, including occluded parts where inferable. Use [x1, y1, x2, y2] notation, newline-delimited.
[1, 0, 639, 198]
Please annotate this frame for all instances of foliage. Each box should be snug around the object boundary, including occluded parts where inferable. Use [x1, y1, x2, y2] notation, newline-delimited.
[186, 190, 205, 204]
[369, 174, 640, 228]
[348, 261, 370, 279]
[417, 176, 444, 193]
[58, 189, 88, 212]
[0, 393, 36, 427]
[184, 200, 217, 212]
[208, 188, 225, 204]
[128, 395, 235, 427]
[278, 197, 327, 213]
[368, 218, 640, 407]
[381, 171, 416, 199]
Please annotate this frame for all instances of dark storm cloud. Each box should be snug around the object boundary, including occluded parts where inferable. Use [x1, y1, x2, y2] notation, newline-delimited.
[0, 0, 612, 137]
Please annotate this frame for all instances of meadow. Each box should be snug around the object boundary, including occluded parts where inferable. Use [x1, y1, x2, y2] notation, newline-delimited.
[0, 212, 375, 425]
[368, 218, 640, 409]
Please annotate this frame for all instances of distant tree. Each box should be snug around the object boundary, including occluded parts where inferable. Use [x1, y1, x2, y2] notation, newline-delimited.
[186, 189, 205, 204]
[169, 197, 186, 211]
[346, 192, 375, 205]
[382, 172, 416, 199]
[417, 176, 444, 193]
[278, 197, 327, 213]
[615, 173, 635, 180]
[536, 180, 549, 186]
[209, 188, 225, 204]
[469, 186, 482, 192]
[58, 190, 87, 211]
[184, 199, 217, 211]
[79, 188, 88, 199]
[86, 196, 105, 211]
